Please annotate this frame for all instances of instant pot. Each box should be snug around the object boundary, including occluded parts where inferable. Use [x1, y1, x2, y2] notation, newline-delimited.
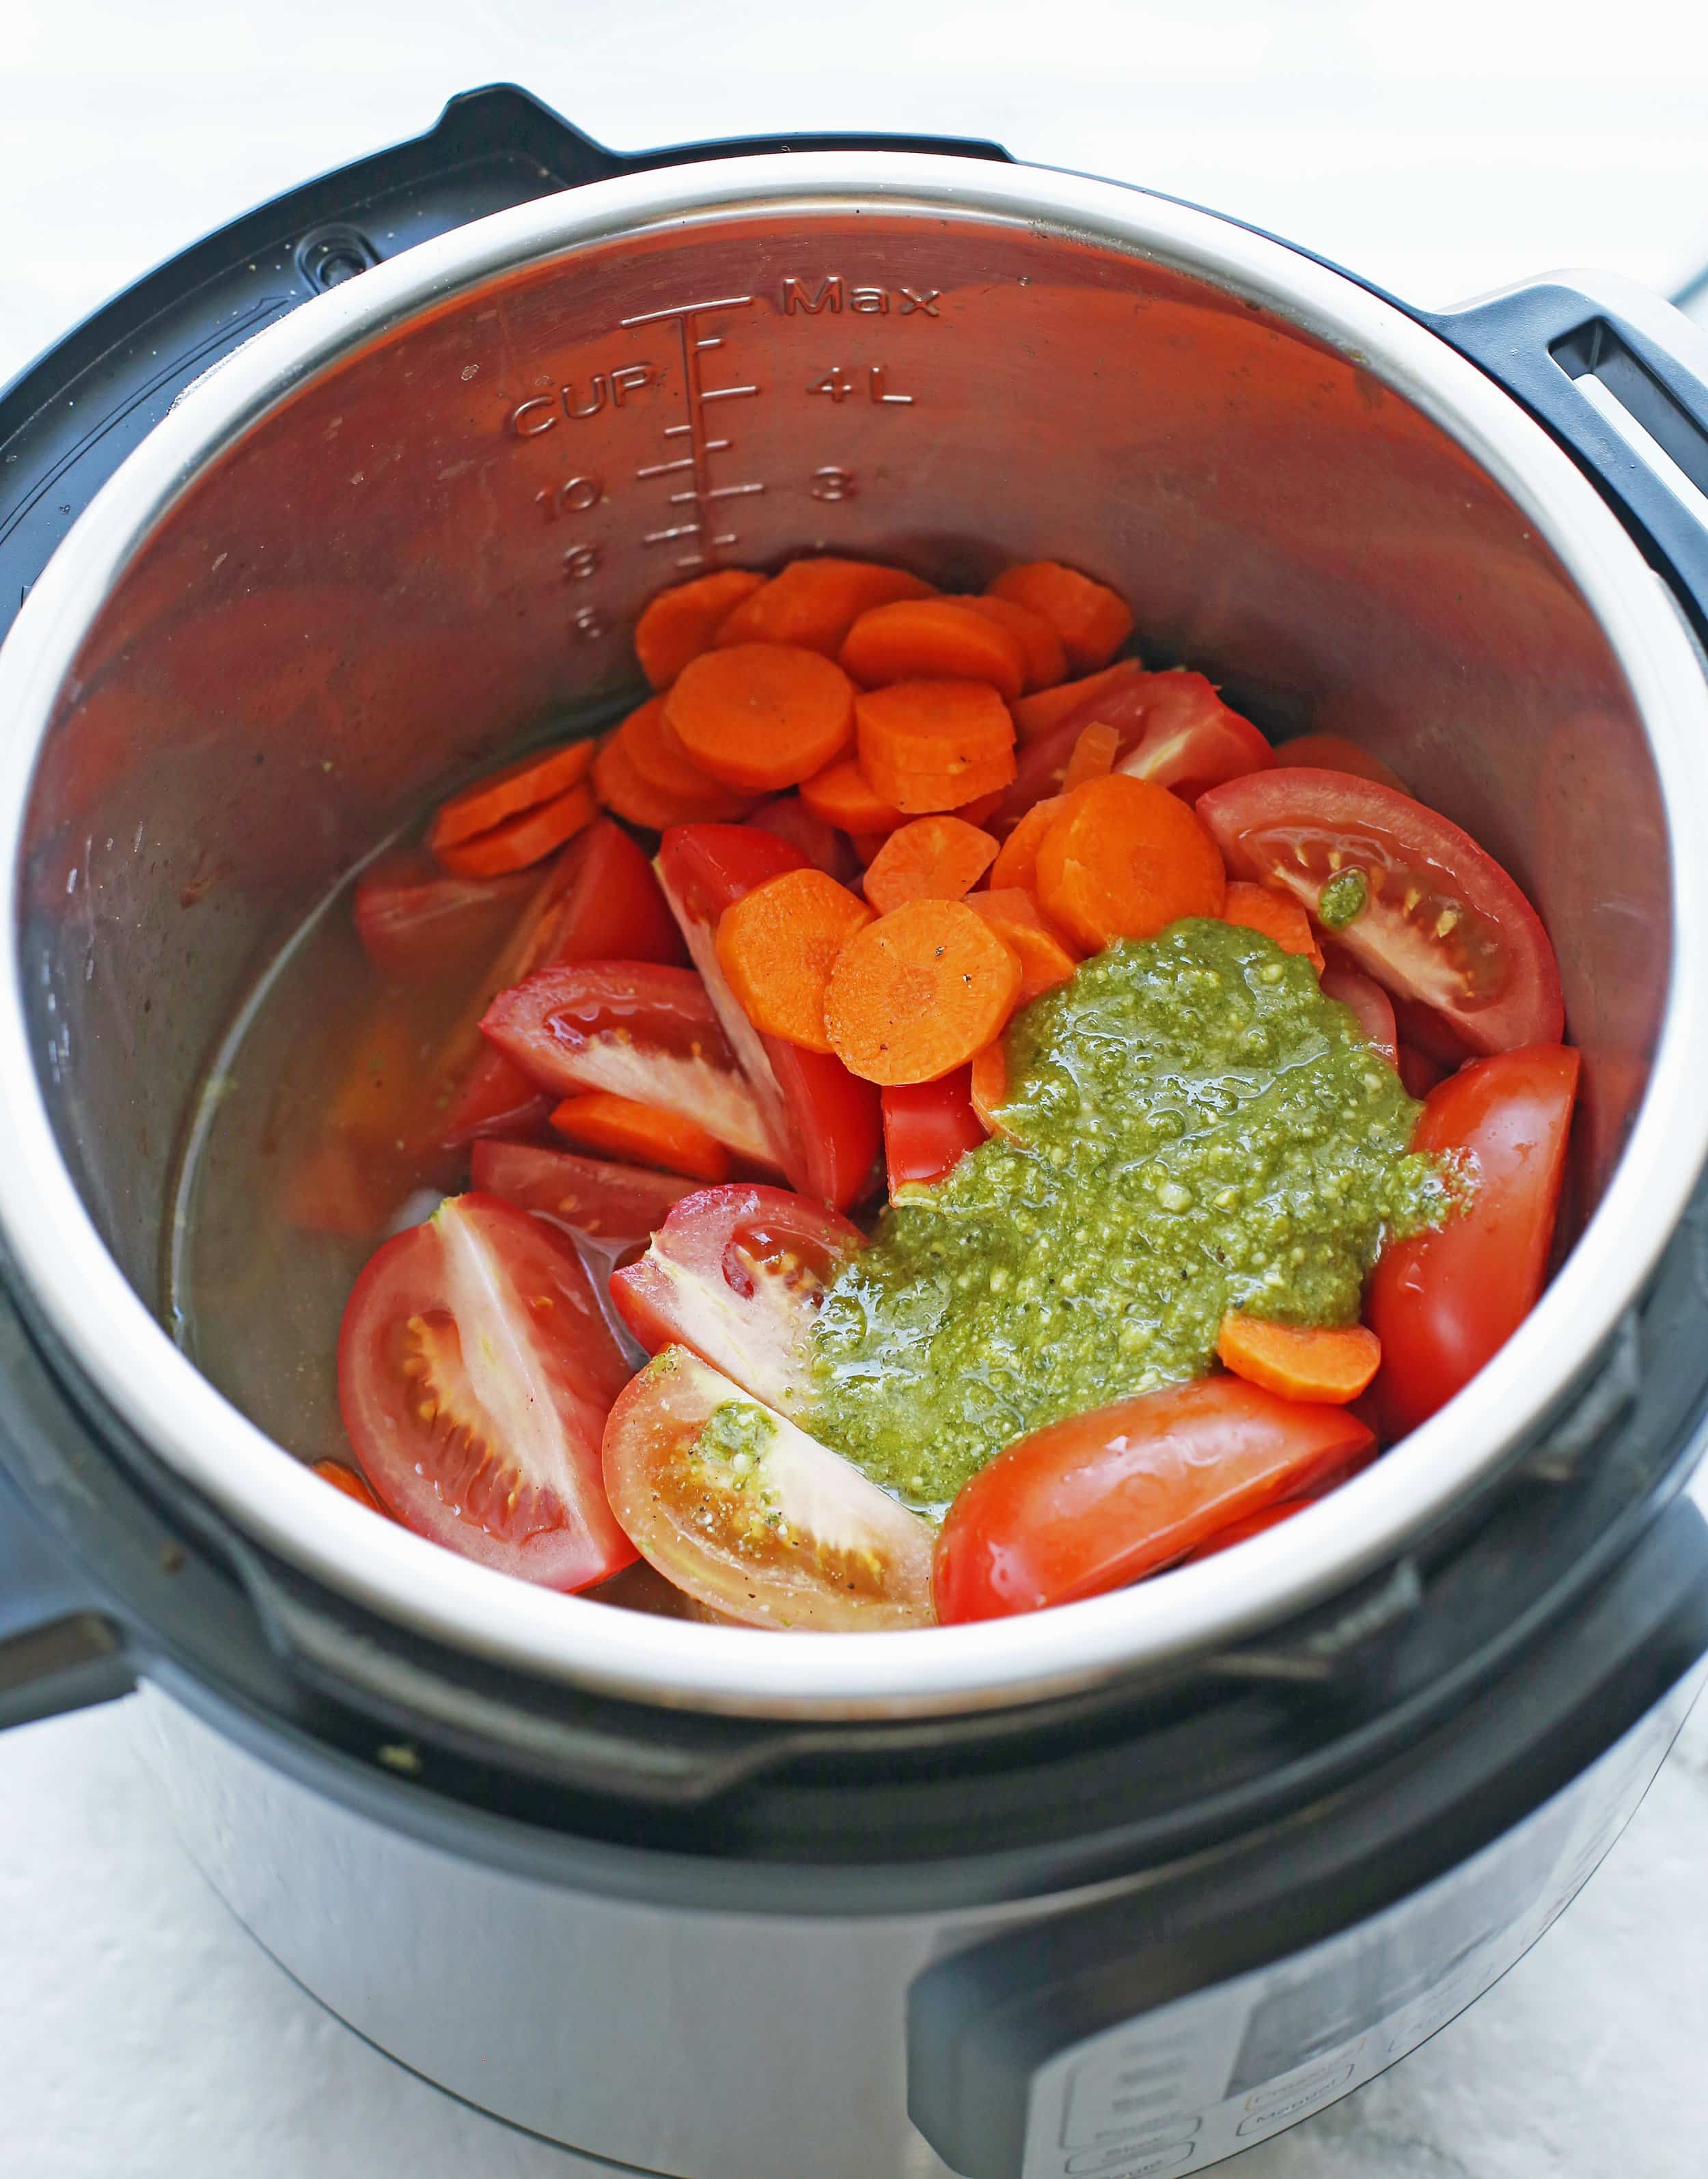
[5, 83, 1708, 2178]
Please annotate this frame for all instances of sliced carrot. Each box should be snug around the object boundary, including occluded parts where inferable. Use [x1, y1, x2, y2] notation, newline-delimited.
[1062, 721, 1120, 793]
[1011, 658, 1144, 744]
[840, 599, 1028, 701]
[428, 739, 595, 853]
[312, 1459, 386, 1513]
[435, 780, 596, 877]
[1034, 773, 1225, 952]
[1274, 732, 1409, 794]
[1222, 879, 1325, 974]
[862, 814, 999, 916]
[715, 867, 875, 1053]
[550, 1091, 732, 1182]
[855, 681, 1017, 815]
[957, 594, 1068, 691]
[952, 788, 1006, 827]
[989, 793, 1067, 892]
[614, 693, 745, 808]
[967, 890, 1080, 1001]
[823, 899, 1021, 1085]
[592, 732, 753, 830]
[715, 557, 935, 655]
[969, 1040, 1010, 1133]
[799, 756, 907, 835]
[989, 562, 1134, 672]
[635, 568, 767, 689]
[664, 643, 856, 792]
[1216, 1313, 1381, 1403]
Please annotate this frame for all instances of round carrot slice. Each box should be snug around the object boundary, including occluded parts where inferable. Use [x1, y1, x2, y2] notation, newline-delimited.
[840, 599, 1028, 701]
[429, 740, 595, 853]
[989, 793, 1069, 891]
[989, 562, 1135, 672]
[1222, 879, 1325, 973]
[714, 558, 935, 655]
[616, 694, 736, 803]
[855, 681, 1017, 815]
[799, 757, 907, 835]
[550, 1092, 732, 1182]
[823, 899, 1022, 1085]
[714, 868, 874, 1053]
[1011, 659, 1144, 743]
[1034, 773, 1226, 951]
[592, 730, 754, 829]
[665, 643, 857, 791]
[635, 568, 767, 689]
[435, 781, 596, 877]
[1216, 1313, 1381, 1403]
[958, 594, 1068, 691]
[862, 814, 997, 916]
[968, 1041, 1012, 1134]
[966, 891, 1081, 1000]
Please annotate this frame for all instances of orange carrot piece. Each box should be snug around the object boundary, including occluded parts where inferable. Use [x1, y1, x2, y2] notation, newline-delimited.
[312, 1459, 386, 1512]
[1010, 659, 1144, 744]
[435, 780, 596, 877]
[840, 599, 1028, 701]
[1222, 880, 1325, 973]
[823, 899, 1022, 1085]
[616, 694, 740, 804]
[855, 681, 1017, 816]
[1062, 721, 1120, 793]
[664, 643, 856, 791]
[967, 890, 1080, 1002]
[1034, 773, 1226, 952]
[1273, 732, 1409, 795]
[428, 740, 595, 853]
[862, 814, 998, 916]
[635, 568, 767, 689]
[592, 733, 753, 830]
[952, 788, 1006, 827]
[799, 756, 907, 835]
[715, 557, 935, 655]
[968, 1041, 1010, 1133]
[958, 594, 1068, 692]
[989, 562, 1134, 672]
[1216, 1313, 1381, 1403]
[715, 868, 875, 1053]
[989, 793, 1067, 892]
[550, 1091, 732, 1182]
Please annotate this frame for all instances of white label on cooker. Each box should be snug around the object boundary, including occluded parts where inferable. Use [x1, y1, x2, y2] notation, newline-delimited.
[1020, 1671, 1703, 2178]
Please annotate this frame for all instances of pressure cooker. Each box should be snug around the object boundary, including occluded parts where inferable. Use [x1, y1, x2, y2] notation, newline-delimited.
[5, 83, 1708, 2179]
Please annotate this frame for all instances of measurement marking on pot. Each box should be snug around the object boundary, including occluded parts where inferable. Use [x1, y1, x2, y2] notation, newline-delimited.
[622, 294, 765, 568]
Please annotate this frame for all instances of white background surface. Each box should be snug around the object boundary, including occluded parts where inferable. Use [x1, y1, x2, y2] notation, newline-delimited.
[5, 3, 1708, 2174]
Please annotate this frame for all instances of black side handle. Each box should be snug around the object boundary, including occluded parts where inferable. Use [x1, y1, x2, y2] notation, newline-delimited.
[1422, 282, 1708, 641]
[0, 81, 1008, 642]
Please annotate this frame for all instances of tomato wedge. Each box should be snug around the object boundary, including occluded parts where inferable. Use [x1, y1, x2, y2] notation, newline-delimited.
[611, 1183, 864, 1411]
[1197, 769, 1563, 1054]
[1319, 957, 1399, 1065]
[655, 824, 882, 1211]
[746, 795, 860, 882]
[337, 1194, 637, 1589]
[882, 1066, 985, 1196]
[353, 853, 535, 980]
[1368, 1045, 1580, 1436]
[602, 1346, 935, 1629]
[481, 963, 778, 1168]
[469, 1139, 698, 1252]
[933, 1377, 1375, 1622]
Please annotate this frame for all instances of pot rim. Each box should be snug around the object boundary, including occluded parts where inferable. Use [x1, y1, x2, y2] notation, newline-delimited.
[3, 152, 1707, 1722]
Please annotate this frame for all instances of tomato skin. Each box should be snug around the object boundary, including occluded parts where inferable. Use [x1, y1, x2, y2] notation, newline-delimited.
[610, 1182, 864, 1409]
[1319, 960, 1398, 1065]
[469, 1139, 698, 1250]
[1368, 1045, 1580, 1437]
[933, 1377, 1375, 1623]
[337, 1194, 637, 1589]
[747, 796, 859, 883]
[882, 1066, 985, 1195]
[655, 824, 881, 1210]
[353, 853, 535, 979]
[1198, 769, 1563, 1055]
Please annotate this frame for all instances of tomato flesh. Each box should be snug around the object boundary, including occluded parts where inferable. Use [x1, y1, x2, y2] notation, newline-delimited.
[746, 796, 859, 882]
[337, 1194, 637, 1589]
[469, 1139, 699, 1252]
[882, 1066, 985, 1196]
[602, 1346, 935, 1629]
[1368, 1045, 1580, 1436]
[933, 1376, 1375, 1621]
[611, 1182, 864, 1410]
[1197, 768, 1563, 1054]
[353, 853, 535, 980]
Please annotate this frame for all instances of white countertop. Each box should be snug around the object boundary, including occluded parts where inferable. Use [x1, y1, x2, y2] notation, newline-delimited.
[5, 5, 1708, 2172]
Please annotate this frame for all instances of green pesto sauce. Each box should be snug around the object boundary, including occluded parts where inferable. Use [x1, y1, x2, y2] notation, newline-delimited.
[697, 1399, 777, 1464]
[808, 920, 1450, 1509]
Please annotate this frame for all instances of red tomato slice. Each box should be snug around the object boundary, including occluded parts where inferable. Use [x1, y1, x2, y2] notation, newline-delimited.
[933, 1376, 1375, 1622]
[882, 1065, 985, 1196]
[746, 795, 860, 883]
[1396, 1045, 1446, 1100]
[610, 1182, 864, 1410]
[655, 824, 881, 1211]
[601, 1347, 935, 1629]
[1197, 769, 1563, 1054]
[1319, 958, 1399, 1065]
[428, 819, 686, 1147]
[337, 1194, 637, 1589]
[469, 1139, 699, 1252]
[1367, 1044, 1580, 1437]
[480, 962, 777, 1168]
[353, 853, 536, 980]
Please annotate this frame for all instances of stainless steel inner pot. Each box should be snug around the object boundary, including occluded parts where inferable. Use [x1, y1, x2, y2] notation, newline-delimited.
[3, 153, 1708, 1720]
